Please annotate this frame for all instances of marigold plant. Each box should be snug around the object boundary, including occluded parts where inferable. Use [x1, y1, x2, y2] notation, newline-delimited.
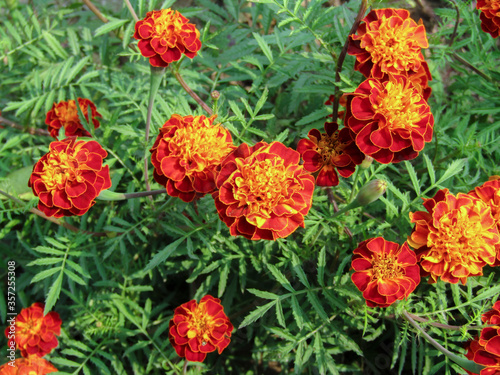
[213, 141, 315, 240]
[344, 74, 434, 164]
[296, 121, 364, 186]
[351, 237, 420, 308]
[150, 114, 235, 202]
[0, 356, 58, 374]
[4, 302, 61, 358]
[477, 0, 500, 38]
[134, 8, 202, 67]
[45, 98, 101, 139]
[28, 137, 111, 217]
[408, 189, 500, 284]
[169, 295, 233, 363]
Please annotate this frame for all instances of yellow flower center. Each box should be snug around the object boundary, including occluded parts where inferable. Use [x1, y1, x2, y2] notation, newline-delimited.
[371, 253, 402, 280]
[234, 158, 295, 217]
[185, 304, 215, 344]
[55, 100, 80, 123]
[169, 119, 233, 174]
[154, 9, 185, 42]
[317, 130, 346, 163]
[40, 150, 81, 191]
[18, 317, 43, 337]
[364, 15, 422, 71]
[372, 80, 424, 131]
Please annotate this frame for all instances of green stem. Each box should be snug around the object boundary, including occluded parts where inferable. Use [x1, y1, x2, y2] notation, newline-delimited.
[349, 167, 361, 203]
[402, 310, 484, 374]
[331, 200, 360, 219]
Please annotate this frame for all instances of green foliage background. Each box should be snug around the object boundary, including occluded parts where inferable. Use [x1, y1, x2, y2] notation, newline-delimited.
[0, 0, 499, 374]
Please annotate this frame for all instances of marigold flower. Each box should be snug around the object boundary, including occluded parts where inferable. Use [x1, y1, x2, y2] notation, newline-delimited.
[150, 114, 235, 202]
[45, 98, 101, 139]
[296, 121, 364, 186]
[469, 178, 500, 265]
[28, 137, 111, 218]
[4, 303, 62, 357]
[134, 8, 201, 67]
[169, 295, 233, 363]
[408, 189, 500, 284]
[348, 8, 432, 81]
[477, 0, 500, 38]
[465, 301, 500, 375]
[351, 238, 420, 308]
[344, 74, 434, 164]
[213, 141, 315, 240]
[0, 356, 58, 374]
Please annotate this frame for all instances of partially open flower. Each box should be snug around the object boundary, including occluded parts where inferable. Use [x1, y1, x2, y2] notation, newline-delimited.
[29, 137, 111, 218]
[4, 303, 62, 357]
[150, 114, 235, 202]
[408, 189, 500, 284]
[169, 295, 233, 363]
[213, 141, 315, 240]
[134, 8, 201, 67]
[344, 74, 434, 164]
[469, 178, 500, 265]
[0, 356, 58, 374]
[296, 121, 364, 186]
[351, 237, 420, 308]
[45, 98, 101, 139]
[465, 301, 500, 375]
[348, 8, 431, 81]
[477, 0, 500, 38]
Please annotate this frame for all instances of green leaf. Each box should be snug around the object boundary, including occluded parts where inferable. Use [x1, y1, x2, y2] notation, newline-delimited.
[266, 263, 294, 292]
[31, 267, 61, 283]
[423, 153, 436, 186]
[94, 18, 129, 37]
[144, 237, 185, 271]
[296, 107, 330, 126]
[436, 159, 466, 185]
[44, 271, 63, 314]
[404, 161, 421, 195]
[247, 288, 279, 300]
[239, 300, 276, 328]
[252, 32, 273, 64]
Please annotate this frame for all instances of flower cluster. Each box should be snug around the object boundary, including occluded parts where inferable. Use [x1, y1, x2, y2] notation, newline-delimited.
[0, 356, 58, 374]
[465, 301, 500, 375]
[477, 0, 500, 38]
[169, 295, 233, 362]
[150, 114, 235, 202]
[134, 8, 202, 67]
[4, 303, 61, 358]
[343, 8, 433, 164]
[29, 137, 111, 218]
[46, 98, 101, 139]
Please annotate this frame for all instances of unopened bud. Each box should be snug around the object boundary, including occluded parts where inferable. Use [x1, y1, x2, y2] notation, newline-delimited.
[360, 155, 373, 169]
[211, 91, 220, 100]
[354, 179, 387, 206]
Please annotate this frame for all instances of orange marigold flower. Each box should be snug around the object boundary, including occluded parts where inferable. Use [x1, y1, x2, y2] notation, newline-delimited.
[351, 237, 420, 308]
[408, 189, 500, 284]
[469, 178, 500, 265]
[213, 141, 315, 241]
[150, 114, 235, 203]
[169, 295, 233, 363]
[465, 301, 500, 375]
[134, 8, 201, 67]
[477, 0, 500, 38]
[344, 74, 434, 164]
[45, 98, 101, 139]
[28, 137, 111, 218]
[296, 121, 364, 186]
[4, 303, 61, 358]
[0, 356, 58, 374]
[348, 8, 432, 81]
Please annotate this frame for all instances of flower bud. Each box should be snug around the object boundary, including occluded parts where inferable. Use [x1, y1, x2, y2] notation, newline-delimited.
[211, 90, 220, 100]
[360, 155, 373, 169]
[354, 179, 387, 206]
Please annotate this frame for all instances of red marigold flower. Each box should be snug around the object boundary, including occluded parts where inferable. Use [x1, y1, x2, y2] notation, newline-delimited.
[465, 301, 500, 375]
[344, 74, 434, 164]
[213, 141, 315, 240]
[45, 98, 101, 139]
[296, 121, 364, 186]
[351, 237, 420, 308]
[4, 303, 62, 358]
[469, 178, 500, 266]
[408, 189, 500, 284]
[134, 8, 201, 67]
[169, 295, 233, 363]
[0, 356, 58, 374]
[348, 8, 432, 81]
[150, 114, 235, 203]
[477, 0, 500, 38]
[28, 137, 111, 218]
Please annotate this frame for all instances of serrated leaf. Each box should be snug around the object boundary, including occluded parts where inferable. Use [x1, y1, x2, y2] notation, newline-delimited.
[94, 18, 129, 37]
[144, 237, 185, 271]
[44, 272, 63, 314]
[27, 258, 63, 266]
[31, 267, 61, 283]
[64, 269, 87, 285]
[252, 32, 273, 64]
[423, 153, 436, 185]
[266, 263, 294, 292]
[296, 107, 330, 126]
[436, 159, 466, 185]
[247, 288, 279, 300]
[306, 291, 329, 321]
[239, 300, 276, 328]
[404, 161, 420, 195]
